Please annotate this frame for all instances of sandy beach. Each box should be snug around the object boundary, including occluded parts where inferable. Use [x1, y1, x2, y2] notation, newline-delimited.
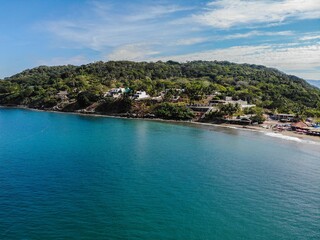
[1, 105, 320, 144]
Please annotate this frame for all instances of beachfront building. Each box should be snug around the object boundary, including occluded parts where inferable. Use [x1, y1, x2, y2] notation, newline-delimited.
[272, 113, 295, 121]
[133, 91, 150, 100]
[291, 121, 308, 130]
[307, 128, 320, 136]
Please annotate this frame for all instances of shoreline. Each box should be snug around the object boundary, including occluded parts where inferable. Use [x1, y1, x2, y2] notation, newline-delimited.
[1, 105, 320, 144]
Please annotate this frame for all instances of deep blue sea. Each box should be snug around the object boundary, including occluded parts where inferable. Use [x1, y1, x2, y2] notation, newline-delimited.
[0, 108, 319, 240]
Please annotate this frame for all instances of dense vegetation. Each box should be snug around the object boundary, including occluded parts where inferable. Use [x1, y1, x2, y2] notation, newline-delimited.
[0, 60, 320, 119]
[154, 103, 195, 120]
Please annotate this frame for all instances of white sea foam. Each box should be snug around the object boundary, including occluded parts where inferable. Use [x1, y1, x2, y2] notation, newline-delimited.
[226, 126, 238, 129]
[264, 132, 320, 145]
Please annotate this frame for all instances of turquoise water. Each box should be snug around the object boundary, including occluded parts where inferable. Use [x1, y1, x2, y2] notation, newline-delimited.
[0, 108, 319, 240]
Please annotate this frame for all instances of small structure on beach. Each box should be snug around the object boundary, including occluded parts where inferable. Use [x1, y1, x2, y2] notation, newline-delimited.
[291, 121, 308, 130]
[307, 128, 320, 136]
[290, 121, 320, 137]
[224, 116, 252, 125]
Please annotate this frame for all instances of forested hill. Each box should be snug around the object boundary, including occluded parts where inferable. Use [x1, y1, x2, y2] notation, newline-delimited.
[0, 60, 320, 116]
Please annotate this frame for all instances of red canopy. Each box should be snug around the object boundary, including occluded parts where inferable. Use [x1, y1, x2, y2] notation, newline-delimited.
[291, 121, 308, 129]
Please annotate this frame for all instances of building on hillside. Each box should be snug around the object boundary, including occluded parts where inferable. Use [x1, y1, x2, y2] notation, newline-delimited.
[104, 88, 127, 98]
[172, 96, 180, 102]
[210, 99, 226, 105]
[133, 91, 150, 100]
[56, 91, 68, 101]
[151, 95, 163, 102]
[164, 88, 186, 94]
[240, 103, 257, 109]
[209, 96, 255, 109]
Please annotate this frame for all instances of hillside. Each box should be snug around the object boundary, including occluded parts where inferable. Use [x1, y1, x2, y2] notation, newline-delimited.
[0, 60, 320, 118]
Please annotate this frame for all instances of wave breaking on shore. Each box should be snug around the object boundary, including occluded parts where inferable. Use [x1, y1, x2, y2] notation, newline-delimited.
[264, 132, 320, 145]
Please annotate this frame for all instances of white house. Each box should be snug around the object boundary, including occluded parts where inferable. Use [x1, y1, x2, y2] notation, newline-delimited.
[104, 88, 126, 98]
[240, 103, 256, 109]
[56, 91, 68, 101]
[134, 91, 150, 100]
[228, 99, 256, 109]
[210, 96, 255, 109]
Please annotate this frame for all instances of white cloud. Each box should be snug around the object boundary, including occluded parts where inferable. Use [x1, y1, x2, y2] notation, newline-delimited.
[125, 5, 191, 21]
[43, 2, 193, 51]
[107, 44, 159, 61]
[221, 30, 294, 40]
[38, 55, 89, 66]
[299, 34, 320, 41]
[172, 30, 294, 47]
[37, 1, 320, 80]
[41, 1, 319, 54]
[151, 43, 320, 79]
[193, 0, 320, 29]
[175, 37, 208, 46]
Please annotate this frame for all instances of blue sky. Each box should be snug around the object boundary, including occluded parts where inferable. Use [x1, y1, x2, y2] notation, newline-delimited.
[0, 0, 319, 79]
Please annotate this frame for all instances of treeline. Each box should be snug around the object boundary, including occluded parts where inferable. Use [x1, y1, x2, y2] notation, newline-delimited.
[0, 60, 320, 117]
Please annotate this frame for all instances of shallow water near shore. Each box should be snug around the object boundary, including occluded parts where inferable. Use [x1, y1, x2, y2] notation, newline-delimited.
[0, 108, 319, 239]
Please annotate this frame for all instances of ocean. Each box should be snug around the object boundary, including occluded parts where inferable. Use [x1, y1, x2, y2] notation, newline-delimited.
[0, 108, 319, 239]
